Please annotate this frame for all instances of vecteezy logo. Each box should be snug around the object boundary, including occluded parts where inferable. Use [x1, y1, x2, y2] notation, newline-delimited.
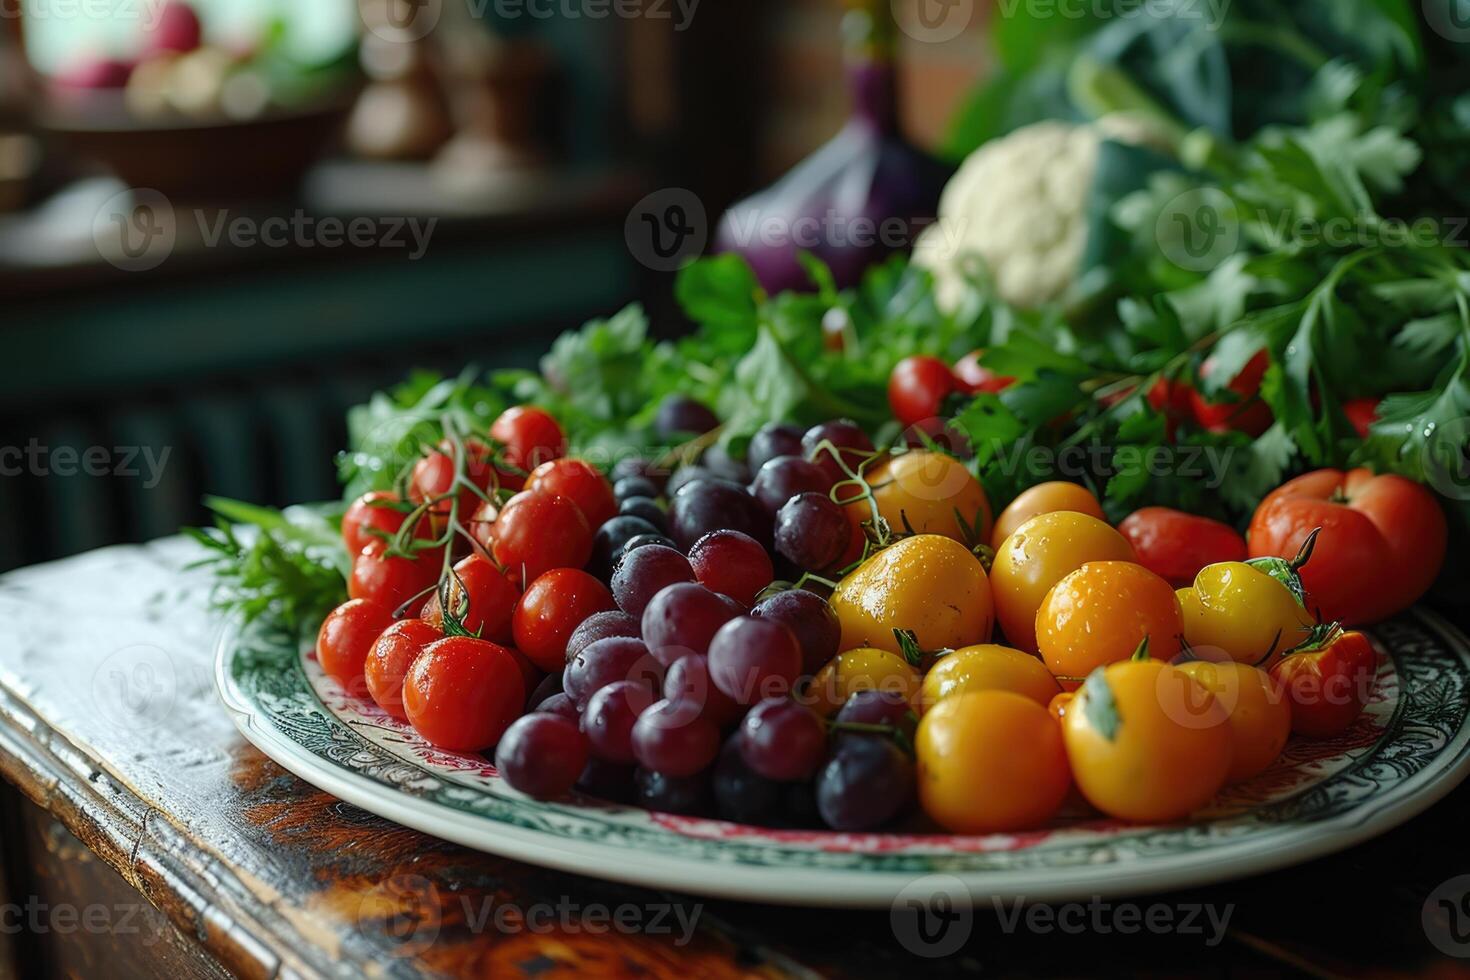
[1424, 0, 1470, 43]
[93, 188, 176, 272]
[89, 645, 178, 731]
[1155, 188, 1239, 273]
[892, 0, 974, 43]
[625, 189, 707, 272]
[364, 0, 443, 42]
[1423, 416, 1470, 501]
[358, 874, 442, 957]
[890, 874, 973, 958]
[1424, 875, 1470, 956]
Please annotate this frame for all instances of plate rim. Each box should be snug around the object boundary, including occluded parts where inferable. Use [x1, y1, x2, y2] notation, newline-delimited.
[215, 609, 1470, 908]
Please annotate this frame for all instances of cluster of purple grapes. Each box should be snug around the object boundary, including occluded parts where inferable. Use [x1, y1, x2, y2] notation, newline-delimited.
[493, 398, 915, 831]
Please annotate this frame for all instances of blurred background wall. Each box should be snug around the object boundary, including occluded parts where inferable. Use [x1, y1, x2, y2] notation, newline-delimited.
[0, 0, 984, 572]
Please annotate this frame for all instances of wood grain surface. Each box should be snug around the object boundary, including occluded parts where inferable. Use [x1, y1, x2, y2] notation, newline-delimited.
[1, 538, 1469, 979]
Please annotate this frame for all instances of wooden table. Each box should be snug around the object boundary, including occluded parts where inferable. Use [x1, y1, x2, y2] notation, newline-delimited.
[2, 539, 1469, 979]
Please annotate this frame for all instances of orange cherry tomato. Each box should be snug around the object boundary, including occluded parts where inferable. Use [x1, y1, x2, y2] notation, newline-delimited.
[1037, 561, 1183, 686]
[1177, 659, 1290, 782]
[990, 512, 1136, 652]
[1269, 627, 1379, 737]
[990, 481, 1105, 550]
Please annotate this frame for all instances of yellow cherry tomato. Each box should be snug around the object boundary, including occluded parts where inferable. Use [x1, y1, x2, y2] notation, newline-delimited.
[847, 450, 991, 546]
[920, 644, 1061, 712]
[807, 647, 920, 716]
[830, 535, 993, 657]
[1062, 659, 1232, 822]
[990, 481, 1106, 550]
[917, 691, 1071, 833]
[1048, 691, 1074, 724]
[1176, 660, 1291, 783]
[1036, 561, 1183, 685]
[1177, 562, 1316, 670]
[990, 512, 1136, 652]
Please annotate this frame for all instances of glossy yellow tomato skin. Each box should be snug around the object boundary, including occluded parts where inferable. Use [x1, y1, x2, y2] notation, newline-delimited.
[1176, 660, 1291, 783]
[830, 535, 993, 657]
[990, 482, 1106, 550]
[920, 644, 1061, 712]
[852, 450, 992, 545]
[1048, 691, 1074, 724]
[1037, 561, 1184, 685]
[808, 647, 920, 716]
[917, 691, 1071, 833]
[990, 512, 1136, 652]
[1063, 660, 1232, 822]
[1178, 562, 1316, 669]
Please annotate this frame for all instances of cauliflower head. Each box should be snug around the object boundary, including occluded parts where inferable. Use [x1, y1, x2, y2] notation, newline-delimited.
[914, 121, 1101, 311]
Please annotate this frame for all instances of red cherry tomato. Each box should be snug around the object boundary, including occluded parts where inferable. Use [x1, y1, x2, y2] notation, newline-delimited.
[349, 539, 441, 614]
[953, 350, 1015, 394]
[491, 406, 567, 476]
[365, 618, 442, 718]
[422, 554, 521, 644]
[317, 599, 396, 697]
[1343, 397, 1381, 439]
[513, 568, 616, 672]
[410, 437, 511, 518]
[1248, 468, 1447, 624]
[490, 491, 593, 585]
[1118, 507, 1248, 588]
[525, 458, 617, 528]
[1269, 628, 1378, 737]
[1147, 377, 1194, 440]
[1190, 351, 1273, 436]
[888, 356, 958, 428]
[403, 636, 526, 752]
[342, 491, 429, 556]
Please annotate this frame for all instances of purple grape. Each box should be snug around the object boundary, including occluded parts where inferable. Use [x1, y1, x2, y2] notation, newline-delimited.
[711, 738, 782, 825]
[565, 637, 663, 709]
[564, 610, 641, 666]
[834, 689, 916, 740]
[667, 466, 728, 499]
[774, 492, 851, 571]
[700, 443, 751, 485]
[802, 419, 875, 485]
[631, 698, 721, 776]
[590, 515, 662, 580]
[527, 671, 565, 711]
[618, 496, 668, 533]
[634, 769, 712, 816]
[640, 582, 740, 665]
[611, 457, 667, 493]
[815, 735, 914, 831]
[739, 698, 827, 781]
[611, 544, 696, 618]
[750, 455, 831, 516]
[614, 476, 660, 502]
[576, 757, 635, 803]
[535, 692, 581, 721]
[622, 533, 678, 558]
[747, 422, 804, 474]
[752, 588, 841, 676]
[663, 654, 745, 728]
[494, 714, 589, 799]
[583, 680, 656, 764]
[669, 479, 768, 551]
[688, 529, 774, 607]
[655, 394, 720, 437]
[781, 781, 822, 828]
[707, 616, 802, 705]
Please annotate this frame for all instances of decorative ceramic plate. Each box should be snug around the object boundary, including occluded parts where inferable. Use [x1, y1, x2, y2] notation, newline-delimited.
[216, 609, 1470, 908]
